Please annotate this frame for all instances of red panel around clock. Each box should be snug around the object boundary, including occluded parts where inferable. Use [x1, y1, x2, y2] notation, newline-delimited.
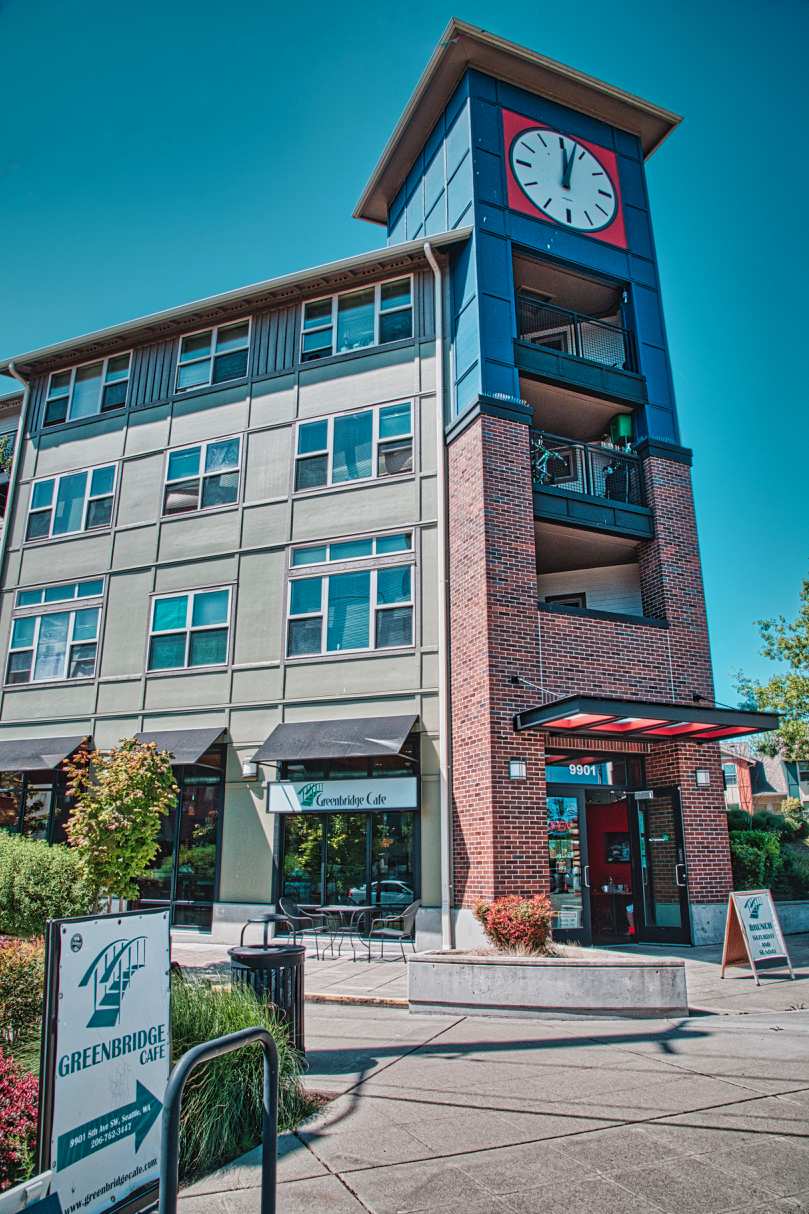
[502, 109, 628, 250]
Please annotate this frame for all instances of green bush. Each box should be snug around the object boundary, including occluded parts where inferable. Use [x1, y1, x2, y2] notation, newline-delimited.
[780, 848, 809, 900]
[728, 830, 783, 890]
[0, 938, 44, 1050]
[171, 974, 319, 1182]
[727, 808, 753, 832]
[0, 833, 92, 936]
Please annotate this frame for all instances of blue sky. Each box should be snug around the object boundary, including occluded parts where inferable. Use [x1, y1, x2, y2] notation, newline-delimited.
[1, 0, 806, 703]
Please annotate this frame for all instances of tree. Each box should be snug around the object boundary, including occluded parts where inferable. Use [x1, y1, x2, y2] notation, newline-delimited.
[734, 574, 809, 761]
[63, 739, 179, 912]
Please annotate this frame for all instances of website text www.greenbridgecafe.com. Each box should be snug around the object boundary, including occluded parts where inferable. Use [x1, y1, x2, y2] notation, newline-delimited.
[62, 1157, 158, 1212]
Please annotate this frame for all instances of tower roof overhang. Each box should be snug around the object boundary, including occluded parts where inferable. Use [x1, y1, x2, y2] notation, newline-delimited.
[355, 18, 682, 226]
[514, 694, 778, 744]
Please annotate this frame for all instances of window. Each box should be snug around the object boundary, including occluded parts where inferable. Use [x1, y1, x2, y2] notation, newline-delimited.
[163, 438, 241, 515]
[301, 278, 412, 362]
[798, 763, 809, 785]
[176, 322, 250, 390]
[294, 403, 413, 491]
[291, 532, 412, 566]
[26, 466, 116, 541]
[44, 355, 131, 425]
[546, 593, 587, 609]
[287, 564, 413, 657]
[148, 587, 232, 671]
[722, 762, 738, 788]
[6, 582, 104, 684]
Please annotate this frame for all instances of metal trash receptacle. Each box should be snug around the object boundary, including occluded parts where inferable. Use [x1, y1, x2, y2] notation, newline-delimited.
[228, 944, 305, 1053]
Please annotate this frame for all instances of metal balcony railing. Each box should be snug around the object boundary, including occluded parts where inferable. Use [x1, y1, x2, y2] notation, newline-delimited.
[530, 429, 644, 507]
[516, 296, 636, 372]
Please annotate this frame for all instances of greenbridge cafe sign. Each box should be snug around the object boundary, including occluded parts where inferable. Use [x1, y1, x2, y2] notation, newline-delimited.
[269, 777, 418, 814]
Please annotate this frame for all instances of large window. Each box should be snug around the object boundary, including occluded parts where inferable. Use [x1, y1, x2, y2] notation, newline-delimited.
[301, 278, 412, 362]
[26, 465, 116, 541]
[176, 322, 250, 390]
[294, 402, 412, 492]
[44, 355, 131, 425]
[287, 559, 413, 657]
[6, 579, 104, 684]
[163, 438, 241, 515]
[148, 587, 232, 671]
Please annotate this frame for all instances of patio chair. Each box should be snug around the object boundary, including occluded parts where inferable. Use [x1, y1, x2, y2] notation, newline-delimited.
[278, 897, 333, 960]
[365, 899, 421, 961]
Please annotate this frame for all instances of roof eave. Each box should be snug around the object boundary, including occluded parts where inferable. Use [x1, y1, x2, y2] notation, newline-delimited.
[354, 18, 682, 227]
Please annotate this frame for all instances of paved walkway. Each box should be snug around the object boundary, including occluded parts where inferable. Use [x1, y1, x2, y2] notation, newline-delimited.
[178, 1001, 809, 1213]
[171, 934, 809, 1014]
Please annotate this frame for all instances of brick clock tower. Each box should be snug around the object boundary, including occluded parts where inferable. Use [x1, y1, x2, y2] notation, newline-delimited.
[356, 21, 775, 946]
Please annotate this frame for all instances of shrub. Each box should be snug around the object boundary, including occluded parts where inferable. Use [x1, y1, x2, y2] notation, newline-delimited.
[473, 894, 553, 954]
[0, 833, 92, 936]
[729, 830, 782, 890]
[727, 808, 753, 832]
[170, 974, 319, 1181]
[0, 938, 44, 1048]
[0, 1049, 38, 1191]
[780, 849, 809, 900]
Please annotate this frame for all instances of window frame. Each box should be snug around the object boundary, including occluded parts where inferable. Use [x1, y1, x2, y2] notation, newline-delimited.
[146, 584, 235, 674]
[285, 540, 416, 660]
[293, 401, 415, 494]
[175, 320, 252, 393]
[24, 463, 118, 543]
[6, 579, 105, 686]
[300, 275, 414, 363]
[161, 435, 243, 518]
[43, 353, 132, 426]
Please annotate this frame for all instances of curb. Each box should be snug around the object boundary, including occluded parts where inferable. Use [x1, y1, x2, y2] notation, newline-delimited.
[305, 992, 408, 1008]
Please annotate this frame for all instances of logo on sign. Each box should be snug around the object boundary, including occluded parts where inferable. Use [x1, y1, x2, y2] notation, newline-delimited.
[298, 782, 324, 808]
[79, 938, 148, 1028]
[744, 895, 764, 920]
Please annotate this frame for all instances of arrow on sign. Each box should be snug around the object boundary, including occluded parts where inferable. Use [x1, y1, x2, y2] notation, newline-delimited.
[56, 1081, 162, 1171]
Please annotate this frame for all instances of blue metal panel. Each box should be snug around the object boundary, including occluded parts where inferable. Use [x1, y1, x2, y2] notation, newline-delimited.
[406, 149, 425, 199]
[455, 363, 481, 416]
[406, 183, 424, 240]
[614, 128, 642, 158]
[454, 298, 480, 381]
[622, 204, 654, 259]
[447, 151, 473, 229]
[477, 230, 512, 300]
[630, 256, 657, 287]
[467, 68, 497, 102]
[452, 234, 477, 313]
[495, 79, 615, 150]
[445, 73, 470, 131]
[483, 359, 520, 400]
[425, 192, 447, 235]
[473, 148, 502, 206]
[424, 113, 445, 164]
[480, 293, 516, 368]
[632, 286, 666, 348]
[389, 207, 407, 246]
[638, 344, 674, 410]
[446, 102, 471, 178]
[472, 97, 500, 152]
[640, 405, 679, 444]
[425, 148, 445, 213]
[507, 213, 631, 279]
[617, 156, 648, 209]
[388, 183, 406, 238]
[478, 203, 505, 235]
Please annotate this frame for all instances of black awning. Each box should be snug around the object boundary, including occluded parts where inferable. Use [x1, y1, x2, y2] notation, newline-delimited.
[0, 735, 89, 772]
[253, 714, 418, 762]
[135, 727, 226, 764]
[514, 695, 778, 743]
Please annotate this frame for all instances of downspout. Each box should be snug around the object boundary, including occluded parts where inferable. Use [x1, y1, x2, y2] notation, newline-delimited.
[424, 242, 453, 950]
[0, 364, 32, 581]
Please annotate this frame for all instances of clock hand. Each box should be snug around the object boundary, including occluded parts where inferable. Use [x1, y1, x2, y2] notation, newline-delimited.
[561, 143, 578, 190]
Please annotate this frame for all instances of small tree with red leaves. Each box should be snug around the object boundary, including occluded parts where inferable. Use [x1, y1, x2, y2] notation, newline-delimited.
[473, 894, 553, 954]
[0, 1049, 38, 1190]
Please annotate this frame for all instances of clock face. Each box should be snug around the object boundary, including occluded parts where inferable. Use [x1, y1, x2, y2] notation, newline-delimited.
[509, 128, 619, 233]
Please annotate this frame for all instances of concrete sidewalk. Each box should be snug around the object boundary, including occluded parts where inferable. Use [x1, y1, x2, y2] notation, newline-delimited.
[178, 1000, 809, 1213]
[171, 933, 809, 1014]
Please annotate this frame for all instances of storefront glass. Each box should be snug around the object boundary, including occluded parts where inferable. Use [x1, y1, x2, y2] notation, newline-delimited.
[547, 794, 584, 934]
[0, 769, 74, 843]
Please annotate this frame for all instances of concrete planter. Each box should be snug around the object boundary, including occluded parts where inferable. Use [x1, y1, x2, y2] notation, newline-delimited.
[408, 949, 688, 1019]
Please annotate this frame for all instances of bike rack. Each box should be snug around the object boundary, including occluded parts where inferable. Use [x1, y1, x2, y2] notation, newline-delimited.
[158, 1025, 279, 1214]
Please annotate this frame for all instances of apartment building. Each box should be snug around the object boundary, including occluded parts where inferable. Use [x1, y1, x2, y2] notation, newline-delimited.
[0, 22, 774, 947]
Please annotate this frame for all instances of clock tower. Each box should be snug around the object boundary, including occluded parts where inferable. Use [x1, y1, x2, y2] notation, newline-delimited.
[355, 20, 761, 948]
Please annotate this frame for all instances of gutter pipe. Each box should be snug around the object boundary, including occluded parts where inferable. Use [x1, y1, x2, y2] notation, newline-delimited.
[424, 242, 453, 950]
[0, 363, 31, 583]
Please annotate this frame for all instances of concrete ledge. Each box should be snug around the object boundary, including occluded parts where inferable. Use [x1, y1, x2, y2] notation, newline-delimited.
[408, 949, 688, 1019]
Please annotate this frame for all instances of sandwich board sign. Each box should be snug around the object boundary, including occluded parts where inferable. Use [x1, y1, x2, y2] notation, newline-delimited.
[39, 909, 170, 1214]
[720, 889, 794, 985]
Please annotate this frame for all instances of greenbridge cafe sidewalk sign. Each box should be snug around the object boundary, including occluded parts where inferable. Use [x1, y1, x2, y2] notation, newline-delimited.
[38, 909, 170, 1214]
[720, 889, 795, 986]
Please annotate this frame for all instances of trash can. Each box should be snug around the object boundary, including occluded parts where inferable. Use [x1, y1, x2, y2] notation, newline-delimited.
[228, 944, 305, 1053]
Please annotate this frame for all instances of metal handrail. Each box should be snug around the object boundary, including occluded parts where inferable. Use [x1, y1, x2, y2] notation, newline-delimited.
[159, 1026, 279, 1214]
[530, 429, 644, 507]
[516, 295, 635, 372]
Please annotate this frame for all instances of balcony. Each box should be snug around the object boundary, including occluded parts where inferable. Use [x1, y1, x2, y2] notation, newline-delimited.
[530, 430, 653, 540]
[515, 296, 647, 406]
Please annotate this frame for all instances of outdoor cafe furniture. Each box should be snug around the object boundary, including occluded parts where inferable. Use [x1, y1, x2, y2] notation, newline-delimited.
[278, 897, 334, 959]
[365, 899, 422, 961]
[239, 911, 296, 948]
[315, 903, 376, 959]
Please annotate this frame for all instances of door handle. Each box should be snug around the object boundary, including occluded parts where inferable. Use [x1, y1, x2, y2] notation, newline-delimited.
[583, 866, 590, 888]
[675, 863, 687, 888]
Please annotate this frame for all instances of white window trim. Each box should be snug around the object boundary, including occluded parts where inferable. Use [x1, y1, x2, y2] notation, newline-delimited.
[175, 320, 251, 392]
[293, 400, 414, 494]
[6, 594, 104, 686]
[289, 531, 415, 569]
[147, 584, 234, 674]
[286, 562, 415, 658]
[25, 464, 118, 543]
[162, 435, 243, 517]
[300, 275, 414, 362]
[44, 353, 132, 425]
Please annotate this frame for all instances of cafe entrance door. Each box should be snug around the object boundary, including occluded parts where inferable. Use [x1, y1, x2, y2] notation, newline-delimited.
[627, 787, 691, 945]
[547, 788, 591, 945]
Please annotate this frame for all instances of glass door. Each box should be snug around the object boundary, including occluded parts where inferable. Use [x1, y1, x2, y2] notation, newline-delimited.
[628, 787, 691, 944]
[547, 788, 590, 944]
